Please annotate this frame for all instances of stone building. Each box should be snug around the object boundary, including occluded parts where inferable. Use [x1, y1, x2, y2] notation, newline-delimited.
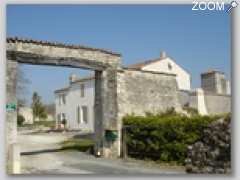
[127, 51, 191, 91]
[186, 70, 231, 115]
[6, 37, 231, 170]
[54, 75, 95, 131]
[201, 70, 231, 95]
[54, 51, 186, 131]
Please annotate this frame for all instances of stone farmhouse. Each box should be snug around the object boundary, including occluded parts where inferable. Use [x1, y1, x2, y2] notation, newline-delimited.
[6, 37, 231, 168]
[54, 51, 231, 131]
[55, 75, 95, 131]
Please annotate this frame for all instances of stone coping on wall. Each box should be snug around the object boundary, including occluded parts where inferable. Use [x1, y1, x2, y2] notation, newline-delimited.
[189, 89, 231, 97]
[120, 67, 177, 76]
[7, 37, 121, 57]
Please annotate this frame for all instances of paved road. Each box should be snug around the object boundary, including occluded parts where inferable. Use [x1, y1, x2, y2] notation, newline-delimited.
[18, 132, 185, 175]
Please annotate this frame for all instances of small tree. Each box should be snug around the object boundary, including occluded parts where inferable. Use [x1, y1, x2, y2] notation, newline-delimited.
[31, 92, 47, 121]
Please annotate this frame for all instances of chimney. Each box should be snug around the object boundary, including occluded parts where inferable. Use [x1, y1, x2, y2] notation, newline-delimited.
[160, 51, 167, 59]
[69, 74, 77, 83]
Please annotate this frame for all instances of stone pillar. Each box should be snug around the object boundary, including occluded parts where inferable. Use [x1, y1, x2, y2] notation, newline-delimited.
[101, 68, 119, 158]
[94, 70, 104, 156]
[6, 60, 20, 174]
[196, 88, 208, 115]
[94, 69, 120, 158]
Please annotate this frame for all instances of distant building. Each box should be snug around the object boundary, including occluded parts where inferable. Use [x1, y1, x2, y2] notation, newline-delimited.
[201, 70, 231, 95]
[127, 51, 191, 91]
[186, 70, 231, 115]
[54, 75, 95, 131]
[18, 106, 55, 124]
[18, 107, 33, 124]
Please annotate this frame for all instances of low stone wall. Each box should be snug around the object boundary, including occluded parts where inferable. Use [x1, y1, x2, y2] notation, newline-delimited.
[204, 93, 231, 115]
[185, 117, 231, 174]
[117, 69, 182, 119]
[178, 90, 191, 107]
[178, 89, 231, 115]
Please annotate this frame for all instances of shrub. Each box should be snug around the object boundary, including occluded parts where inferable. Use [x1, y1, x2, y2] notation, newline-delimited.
[17, 114, 25, 126]
[123, 112, 224, 164]
[183, 106, 199, 116]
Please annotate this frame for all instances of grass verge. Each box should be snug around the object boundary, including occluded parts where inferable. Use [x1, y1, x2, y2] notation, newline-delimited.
[59, 138, 94, 152]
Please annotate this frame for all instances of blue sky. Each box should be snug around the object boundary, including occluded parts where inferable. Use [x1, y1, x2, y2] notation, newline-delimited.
[7, 5, 231, 105]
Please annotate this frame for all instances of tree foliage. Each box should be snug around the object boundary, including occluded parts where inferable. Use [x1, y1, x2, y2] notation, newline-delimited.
[31, 92, 47, 121]
[16, 66, 30, 107]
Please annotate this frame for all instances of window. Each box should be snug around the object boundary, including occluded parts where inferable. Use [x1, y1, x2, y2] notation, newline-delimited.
[77, 106, 81, 124]
[80, 84, 85, 97]
[62, 94, 66, 104]
[168, 63, 172, 70]
[58, 96, 61, 105]
[82, 106, 88, 123]
[58, 94, 66, 105]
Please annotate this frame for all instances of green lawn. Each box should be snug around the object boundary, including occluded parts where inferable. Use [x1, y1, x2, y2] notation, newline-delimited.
[59, 138, 95, 152]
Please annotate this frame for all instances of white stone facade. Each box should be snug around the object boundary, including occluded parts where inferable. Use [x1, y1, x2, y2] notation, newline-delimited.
[55, 76, 95, 132]
[128, 52, 191, 91]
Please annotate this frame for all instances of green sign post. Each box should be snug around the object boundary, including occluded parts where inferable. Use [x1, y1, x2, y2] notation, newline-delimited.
[6, 103, 17, 112]
[105, 130, 118, 141]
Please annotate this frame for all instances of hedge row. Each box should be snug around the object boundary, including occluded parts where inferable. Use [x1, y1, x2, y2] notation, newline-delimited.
[123, 111, 228, 164]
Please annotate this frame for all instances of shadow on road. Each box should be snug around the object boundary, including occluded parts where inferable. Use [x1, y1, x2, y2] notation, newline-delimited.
[21, 148, 62, 156]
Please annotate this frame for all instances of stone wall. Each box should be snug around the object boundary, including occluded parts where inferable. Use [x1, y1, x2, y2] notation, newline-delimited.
[178, 90, 191, 107]
[204, 93, 231, 115]
[185, 117, 231, 174]
[117, 69, 182, 119]
[178, 89, 231, 115]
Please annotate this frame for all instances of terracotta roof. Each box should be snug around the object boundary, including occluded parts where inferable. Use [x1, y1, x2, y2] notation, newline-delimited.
[127, 58, 163, 70]
[7, 37, 121, 56]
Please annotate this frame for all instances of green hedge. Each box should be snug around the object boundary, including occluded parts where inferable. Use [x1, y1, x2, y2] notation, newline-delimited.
[123, 111, 226, 164]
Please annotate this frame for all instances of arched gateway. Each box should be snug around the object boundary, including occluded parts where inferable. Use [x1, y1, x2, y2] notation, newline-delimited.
[6, 37, 122, 173]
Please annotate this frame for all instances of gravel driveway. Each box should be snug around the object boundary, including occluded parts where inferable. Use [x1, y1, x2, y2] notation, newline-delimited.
[18, 132, 185, 175]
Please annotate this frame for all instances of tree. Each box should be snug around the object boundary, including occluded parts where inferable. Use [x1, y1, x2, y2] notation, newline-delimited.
[16, 66, 30, 108]
[31, 92, 47, 121]
[45, 103, 55, 117]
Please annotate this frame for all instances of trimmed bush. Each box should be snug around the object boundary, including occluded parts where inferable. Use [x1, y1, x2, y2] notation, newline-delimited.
[17, 114, 25, 126]
[123, 111, 226, 164]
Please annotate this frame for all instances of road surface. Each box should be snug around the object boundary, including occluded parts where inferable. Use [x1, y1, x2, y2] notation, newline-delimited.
[18, 131, 185, 175]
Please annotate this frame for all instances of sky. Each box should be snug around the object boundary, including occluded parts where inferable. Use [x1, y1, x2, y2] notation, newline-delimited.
[7, 5, 231, 105]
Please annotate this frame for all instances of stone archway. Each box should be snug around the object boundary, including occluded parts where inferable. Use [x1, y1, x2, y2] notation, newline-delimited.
[6, 37, 122, 173]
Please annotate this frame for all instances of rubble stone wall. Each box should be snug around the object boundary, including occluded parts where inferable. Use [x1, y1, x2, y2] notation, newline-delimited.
[204, 93, 231, 114]
[185, 117, 231, 174]
[117, 69, 182, 119]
